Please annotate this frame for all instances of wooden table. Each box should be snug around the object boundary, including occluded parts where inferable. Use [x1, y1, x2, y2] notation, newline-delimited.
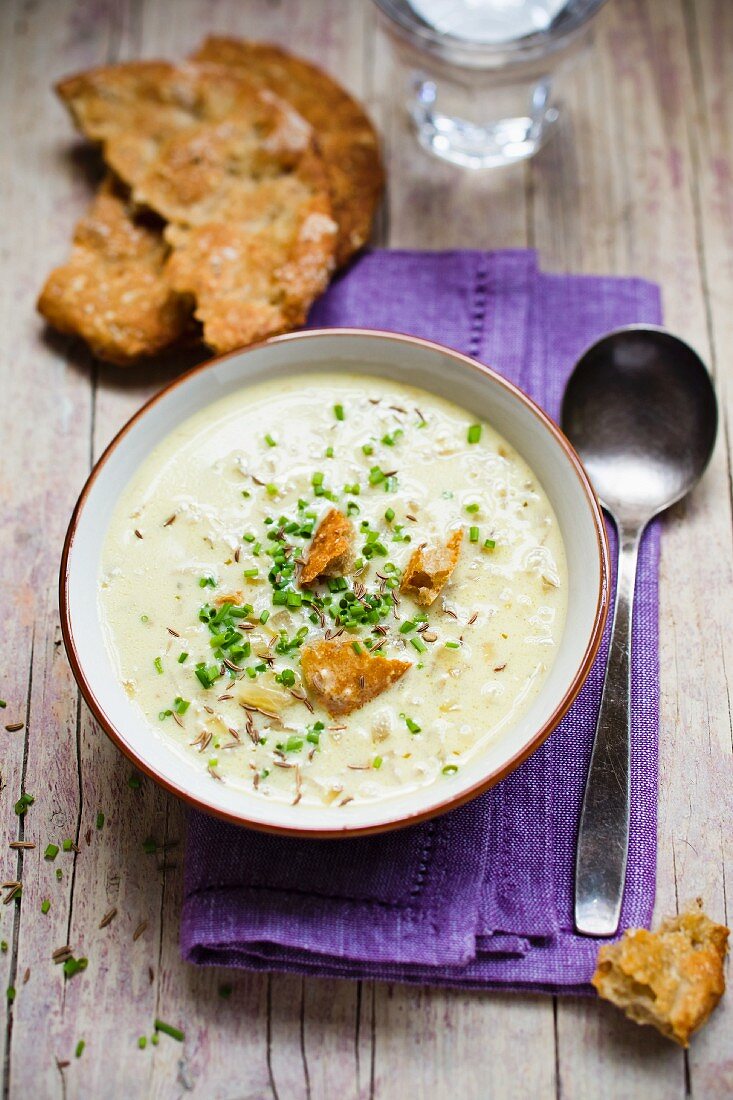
[1, 1, 730, 1096]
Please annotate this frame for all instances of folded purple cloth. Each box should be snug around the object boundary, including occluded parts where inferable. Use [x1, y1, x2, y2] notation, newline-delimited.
[181, 250, 661, 993]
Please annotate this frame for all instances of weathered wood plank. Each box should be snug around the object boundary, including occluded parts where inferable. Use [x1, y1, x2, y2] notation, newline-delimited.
[531, 0, 732, 1096]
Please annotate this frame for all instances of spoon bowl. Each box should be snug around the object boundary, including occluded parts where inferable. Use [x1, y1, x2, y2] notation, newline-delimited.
[561, 325, 717, 936]
[562, 326, 718, 524]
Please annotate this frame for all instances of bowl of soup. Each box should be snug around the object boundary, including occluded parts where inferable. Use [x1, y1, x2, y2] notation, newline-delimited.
[60, 329, 609, 835]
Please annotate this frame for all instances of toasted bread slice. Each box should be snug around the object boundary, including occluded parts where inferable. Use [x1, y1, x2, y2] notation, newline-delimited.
[301, 636, 410, 716]
[191, 37, 383, 265]
[299, 509, 354, 585]
[401, 530, 464, 607]
[56, 60, 337, 355]
[592, 903, 729, 1046]
[37, 175, 190, 365]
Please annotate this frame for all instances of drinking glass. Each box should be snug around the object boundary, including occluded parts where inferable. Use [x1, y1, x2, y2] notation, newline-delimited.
[372, 0, 609, 168]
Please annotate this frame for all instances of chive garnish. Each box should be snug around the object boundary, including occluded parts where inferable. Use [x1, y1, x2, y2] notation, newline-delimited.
[243, 568, 259, 578]
[178, 652, 188, 664]
[373, 756, 383, 769]
[154, 1019, 185, 1043]
[483, 539, 496, 550]
[401, 714, 422, 734]
[41, 899, 50, 914]
[0, 701, 6, 708]
[399, 620, 415, 634]
[7, 987, 15, 1003]
[138, 1036, 147, 1050]
[465, 502, 480, 513]
[410, 636, 427, 653]
[325, 446, 334, 458]
[467, 424, 482, 444]
[96, 812, 105, 830]
[259, 610, 270, 624]
[14, 793, 34, 816]
[142, 838, 157, 855]
[62, 956, 88, 979]
[362, 443, 374, 455]
[153, 657, 163, 675]
[56, 868, 63, 881]
[75, 1040, 85, 1058]
[444, 641, 460, 649]
[62, 839, 73, 852]
[469, 526, 479, 543]
[442, 764, 459, 775]
[334, 404, 345, 421]
[45, 843, 59, 860]
[264, 433, 277, 447]
[384, 507, 395, 522]
[352, 640, 363, 655]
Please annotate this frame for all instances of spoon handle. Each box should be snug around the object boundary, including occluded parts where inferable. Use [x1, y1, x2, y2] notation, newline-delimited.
[574, 524, 642, 937]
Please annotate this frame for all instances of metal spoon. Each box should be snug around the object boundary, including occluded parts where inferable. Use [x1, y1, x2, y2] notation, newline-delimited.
[561, 325, 718, 937]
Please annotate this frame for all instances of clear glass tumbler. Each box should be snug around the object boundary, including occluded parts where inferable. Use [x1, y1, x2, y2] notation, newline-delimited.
[372, 0, 609, 168]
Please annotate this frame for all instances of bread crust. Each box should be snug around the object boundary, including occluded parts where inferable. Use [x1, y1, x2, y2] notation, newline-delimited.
[301, 636, 410, 716]
[401, 530, 464, 607]
[592, 904, 729, 1046]
[191, 36, 384, 265]
[37, 175, 190, 365]
[299, 509, 354, 585]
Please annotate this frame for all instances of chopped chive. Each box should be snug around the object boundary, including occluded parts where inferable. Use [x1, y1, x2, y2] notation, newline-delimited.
[259, 610, 270, 624]
[208, 756, 218, 768]
[444, 641, 461, 649]
[44, 843, 59, 861]
[96, 811, 105, 830]
[6, 987, 15, 1004]
[333, 404, 345, 421]
[138, 1036, 147, 1050]
[384, 507, 395, 522]
[410, 636, 427, 654]
[199, 575, 216, 589]
[325, 446, 334, 458]
[174, 697, 190, 715]
[372, 756, 383, 769]
[41, 899, 50, 914]
[483, 538, 496, 550]
[0, 700, 6, 708]
[469, 526, 479, 543]
[465, 502, 480, 513]
[243, 568, 259, 578]
[401, 714, 422, 734]
[242, 490, 251, 498]
[55, 868, 63, 881]
[264, 433, 277, 447]
[154, 1019, 185, 1043]
[467, 424, 482, 444]
[311, 471, 324, 487]
[140, 614, 149, 623]
[62, 956, 88, 979]
[442, 764, 459, 775]
[14, 793, 34, 816]
[265, 484, 279, 497]
[153, 656, 163, 675]
[352, 641, 363, 655]
[361, 443, 374, 455]
[142, 838, 157, 855]
[399, 620, 415, 634]
[75, 1040, 85, 1058]
[0, 942, 7, 953]
[62, 838, 73, 852]
[151, 1034, 159, 1046]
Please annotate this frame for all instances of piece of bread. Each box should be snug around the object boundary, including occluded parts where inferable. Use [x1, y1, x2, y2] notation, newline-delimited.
[592, 903, 729, 1046]
[55, 61, 337, 355]
[299, 509, 354, 585]
[191, 36, 384, 265]
[301, 636, 410, 716]
[37, 175, 190, 365]
[401, 530, 464, 607]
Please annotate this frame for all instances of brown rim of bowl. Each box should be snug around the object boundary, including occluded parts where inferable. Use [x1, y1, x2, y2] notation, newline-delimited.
[59, 327, 611, 838]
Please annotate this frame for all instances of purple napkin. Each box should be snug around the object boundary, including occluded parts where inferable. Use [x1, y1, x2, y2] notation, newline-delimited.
[181, 250, 661, 993]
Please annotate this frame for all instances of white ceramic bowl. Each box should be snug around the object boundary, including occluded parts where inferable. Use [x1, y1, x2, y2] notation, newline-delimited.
[61, 329, 609, 836]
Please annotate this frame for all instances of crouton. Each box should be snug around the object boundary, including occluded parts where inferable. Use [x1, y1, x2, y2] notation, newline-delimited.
[400, 529, 463, 607]
[299, 509, 353, 585]
[300, 636, 410, 716]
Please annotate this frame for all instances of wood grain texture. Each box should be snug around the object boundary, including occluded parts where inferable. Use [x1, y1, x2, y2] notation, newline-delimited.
[0, 0, 731, 1097]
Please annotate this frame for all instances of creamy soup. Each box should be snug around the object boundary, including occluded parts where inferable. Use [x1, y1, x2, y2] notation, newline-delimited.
[100, 374, 567, 807]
